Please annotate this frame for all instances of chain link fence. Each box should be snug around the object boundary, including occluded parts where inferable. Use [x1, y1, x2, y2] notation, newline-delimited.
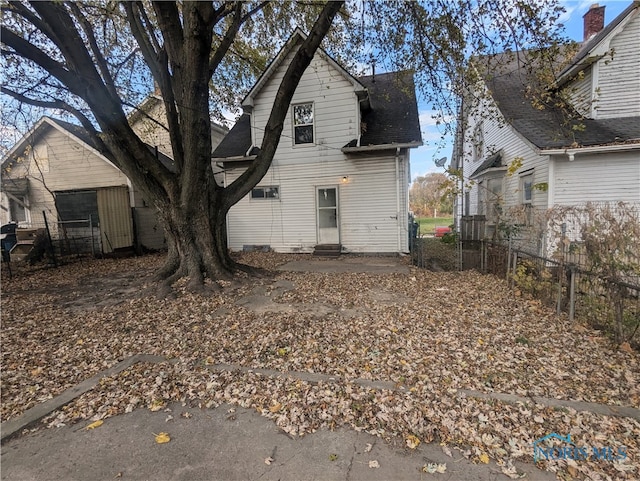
[410, 203, 640, 345]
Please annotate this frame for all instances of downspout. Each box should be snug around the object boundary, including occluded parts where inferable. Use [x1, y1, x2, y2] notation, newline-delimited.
[395, 147, 401, 252]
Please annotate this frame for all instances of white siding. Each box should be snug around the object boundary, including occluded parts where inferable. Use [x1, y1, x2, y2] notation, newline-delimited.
[592, 11, 640, 119]
[14, 126, 130, 231]
[226, 152, 408, 253]
[566, 67, 593, 117]
[463, 98, 549, 217]
[553, 151, 640, 205]
[226, 49, 408, 253]
[251, 49, 358, 152]
[130, 98, 173, 158]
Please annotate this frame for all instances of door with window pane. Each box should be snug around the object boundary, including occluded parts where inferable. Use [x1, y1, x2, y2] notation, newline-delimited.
[316, 187, 339, 244]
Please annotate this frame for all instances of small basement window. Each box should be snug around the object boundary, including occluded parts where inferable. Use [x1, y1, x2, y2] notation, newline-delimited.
[293, 103, 314, 144]
[251, 186, 279, 200]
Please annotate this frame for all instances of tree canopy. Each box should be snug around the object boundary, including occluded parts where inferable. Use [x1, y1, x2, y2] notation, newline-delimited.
[0, 0, 569, 291]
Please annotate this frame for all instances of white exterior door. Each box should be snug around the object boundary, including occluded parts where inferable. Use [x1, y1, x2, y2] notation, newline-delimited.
[316, 186, 339, 244]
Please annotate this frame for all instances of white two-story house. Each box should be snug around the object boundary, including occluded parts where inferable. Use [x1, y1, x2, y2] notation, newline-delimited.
[212, 29, 422, 254]
[453, 2, 640, 252]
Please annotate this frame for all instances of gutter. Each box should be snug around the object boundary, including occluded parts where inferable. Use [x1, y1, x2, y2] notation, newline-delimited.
[543, 142, 640, 161]
[342, 141, 422, 154]
[211, 155, 258, 163]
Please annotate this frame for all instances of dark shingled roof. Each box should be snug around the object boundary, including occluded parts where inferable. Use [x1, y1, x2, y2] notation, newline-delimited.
[486, 61, 640, 150]
[351, 70, 422, 148]
[211, 113, 253, 159]
[212, 70, 422, 158]
[470, 151, 503, 178]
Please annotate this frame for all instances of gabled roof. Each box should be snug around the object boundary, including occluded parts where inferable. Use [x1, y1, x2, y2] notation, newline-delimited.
[344, 70, 422, 151]
[487, 59, 640, 150]
[242, 28, 366, 110]
[211, 114, 254, 160]
[1, 116, 176, 175]
[556, 1, 640, 86]
[1, 117, 120, 173]
[470, 151, 504, 178]
[213, 52, 422, 159]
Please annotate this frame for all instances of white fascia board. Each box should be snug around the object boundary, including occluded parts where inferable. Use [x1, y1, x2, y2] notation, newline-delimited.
[543, 142, 640, 160]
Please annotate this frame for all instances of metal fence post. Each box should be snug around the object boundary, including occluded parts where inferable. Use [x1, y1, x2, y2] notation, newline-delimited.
[511, 252, 518, 287]
[506, 236, 512, 281]
[557, 223, 567, 316]
[42, 211, 58, 268]
[569, 267, 576, 321]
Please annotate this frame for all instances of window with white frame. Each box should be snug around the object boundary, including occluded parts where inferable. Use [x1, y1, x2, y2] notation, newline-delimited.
[293, 103, 314, 144]
[485, 176, 503, 222]
[251, 186, 279, 200]
[520, 172, 533, 204]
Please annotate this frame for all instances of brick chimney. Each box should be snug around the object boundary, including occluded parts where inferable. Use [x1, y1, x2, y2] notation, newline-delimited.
[583, 4, 605, 42]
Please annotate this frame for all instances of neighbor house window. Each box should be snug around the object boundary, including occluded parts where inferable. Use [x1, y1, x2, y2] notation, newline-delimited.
[293, 103, 314, 144]
[521, 172, 533, 204]
[9, 197, 27, 223]
[251, 186, 279, 200]
[472, 121, 483, 161]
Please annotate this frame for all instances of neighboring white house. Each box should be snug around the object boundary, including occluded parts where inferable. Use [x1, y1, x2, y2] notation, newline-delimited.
[453, 2, 640, 252]
[0, 117, 169, 253]
[1, 96, 229, 256]
[212, 29, 422, 254]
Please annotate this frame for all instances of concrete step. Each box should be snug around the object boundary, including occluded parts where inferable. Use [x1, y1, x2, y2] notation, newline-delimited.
[313, 244, 341, 257]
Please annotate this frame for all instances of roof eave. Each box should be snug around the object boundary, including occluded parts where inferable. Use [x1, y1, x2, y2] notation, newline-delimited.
[470, 166, 507, 180]
[543, 141, 640, 158]
[556, 3, 639, 87]
[342, 141, 422, 153]
[212, 155, 258, 163]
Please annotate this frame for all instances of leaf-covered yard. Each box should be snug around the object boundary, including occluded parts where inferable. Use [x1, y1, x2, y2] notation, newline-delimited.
[2, 253, 638, 480]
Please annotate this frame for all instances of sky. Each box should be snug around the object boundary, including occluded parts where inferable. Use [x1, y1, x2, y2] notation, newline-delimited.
[410, 0, 631, 181]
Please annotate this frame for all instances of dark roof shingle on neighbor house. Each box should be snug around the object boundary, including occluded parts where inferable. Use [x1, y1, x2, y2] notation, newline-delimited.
[212, 69, 422, 159]
[484, 57, 640, 150]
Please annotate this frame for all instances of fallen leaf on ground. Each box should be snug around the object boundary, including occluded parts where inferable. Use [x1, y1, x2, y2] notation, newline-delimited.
[406, 434, 420, 449]
[422, 463, 447, 474]
[154, 432, 170, 444]
[85, 420, 104, 430]
[368, 460, 380, 468]
[265, 457, 274, 465]
[479, 453, 490, 464]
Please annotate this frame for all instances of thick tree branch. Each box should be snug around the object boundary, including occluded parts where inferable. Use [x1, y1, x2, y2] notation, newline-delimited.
[67, 2, 118, 99]
[223, 1, 345, 209]
[0, 28, 79, 92]
[125, 2, 184, 172]
[208, 2, 243, 74]
[29, 2, 106, 92]
[152, 1, 184, 71]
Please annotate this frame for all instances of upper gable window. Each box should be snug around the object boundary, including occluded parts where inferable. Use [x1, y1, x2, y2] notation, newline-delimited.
[293, 103, 314, 145]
